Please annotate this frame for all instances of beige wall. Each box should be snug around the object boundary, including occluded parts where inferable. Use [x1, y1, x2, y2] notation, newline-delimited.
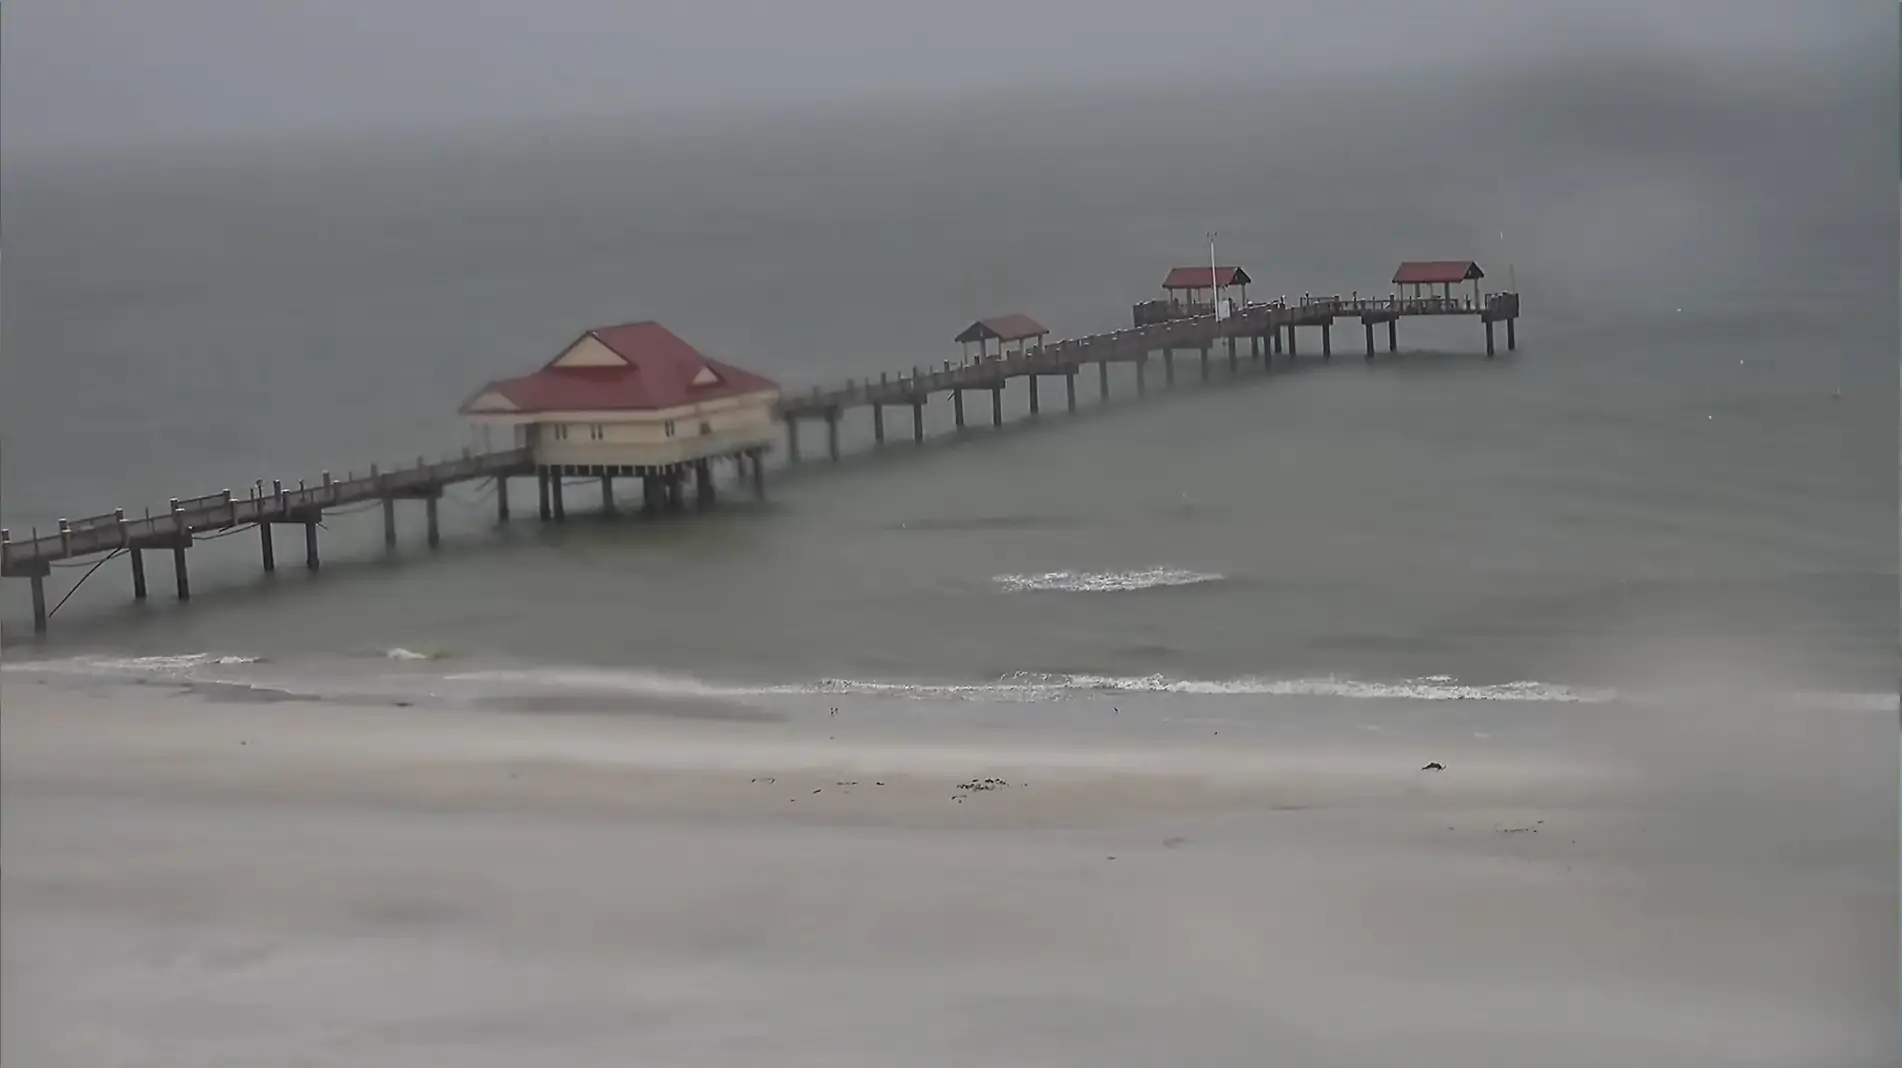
[470, 390, 780, 467]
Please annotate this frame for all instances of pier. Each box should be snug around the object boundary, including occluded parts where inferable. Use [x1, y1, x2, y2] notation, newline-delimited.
[3, 259, 1520, 634]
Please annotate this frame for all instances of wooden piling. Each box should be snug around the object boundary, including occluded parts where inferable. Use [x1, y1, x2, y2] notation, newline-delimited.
[382, 497, 397, 546]
[1226, 336, 1238, 374]
[666, 470, 685, 510]
[552, 474, 567, 520]
[1486, 320, 1496, 357]
[695, 460, 715, 509]
[953, 390, 965, 429]
[1163, 348, 1175, 386]
[496, 477, 510, 522]
[1200, 345, 1210, 381]
[1136, 357, 1148, 394]
[537, 469, 552, 521]
[130, 548, 147, 598]
[173, 544, 191, 600]
[911, 400, 924, 443]
[262, 518, 278, 569]
[1507, 318, 1516, 351]
[1387, 319, 1397, 352]
[30, 573, 47, 633]
[991, 385, 1003, 427]
[872, 405, 885, 444]
[1364, 322, 1376, 360]
[786, 420, 801, 463]
[1065, 370, 1077, 412]
[425, 497, 440, 548]
[1098, 361, 1109, 400]
[826, 411, 841, 462]
[599, 474, 614, 514]
[750, 448, 766, 499]
[1321, 323, 1332, 359]
[304, 520, 319, 570]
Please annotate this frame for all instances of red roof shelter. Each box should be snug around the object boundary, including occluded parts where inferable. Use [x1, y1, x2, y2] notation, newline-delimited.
[955, 313, 1049, 362]
[1162, 265, 1251, 310]
[462, 321, 778, 414]
[1392, 260, 1485, 306]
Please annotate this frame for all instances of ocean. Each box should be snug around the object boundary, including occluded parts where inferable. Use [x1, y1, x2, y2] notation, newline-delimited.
[1, 48, 1895, 716]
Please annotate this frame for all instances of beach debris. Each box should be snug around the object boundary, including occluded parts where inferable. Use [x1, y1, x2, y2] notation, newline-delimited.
[874, 781, 887, 787]
[750, 776, 777, 784]
[1420, 762, 1445, 771]
[956, 777, 1011, 792]
[835, 781, 858, 787]
[829, 707, 838, 717]
[1499, 826, 1537, 834]
[812, 788, 823, 794]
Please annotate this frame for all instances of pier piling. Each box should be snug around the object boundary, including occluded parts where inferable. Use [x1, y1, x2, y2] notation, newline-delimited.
[953, 389, 965, 429]
[749, 449, 766, 499]
[1065, 370, 1077, 412]
[1136, 356, 1148, 395]
[130, 548, 147, 598]
[537, 470, 552, 521]
[173, 544, 190, 600]
[1029, 375, 1041, 415]
[872, 404, 884, 444]
[991, 385, 1003, 427]
[425, 497, 440, 548]
[1098, 361, 1109, 400]
[1200, 344, 1211, 382]
[826, 411, 841, 462]
[786, 421, 801, 463]
[599, 474, 614, 515]
[1486, 320, 1496, 357]
[304, 520, 320, 570]
[1164, 348, 1175, 386]
[1365, 322, 1376, 359]
[1321, 323, 1332, 359]
[695, 461, 715, 509]
[382, 498, 397, 547]
[666, 471, 684, 511]
[552, 475, 567, 521]
[1388, 320, 1397, 352]
[1507, 318, 1516, 351]
[496, 477, 510, 522]
[30, 573, 47, 633]
[911, 400, 924, 443]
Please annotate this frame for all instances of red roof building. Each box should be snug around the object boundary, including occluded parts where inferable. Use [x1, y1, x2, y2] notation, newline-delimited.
[1391, 261, 1486, 305]
[954, 313, 1049, 361]
[462, 321, 781, 472]
[1162, 266, 1252, 291]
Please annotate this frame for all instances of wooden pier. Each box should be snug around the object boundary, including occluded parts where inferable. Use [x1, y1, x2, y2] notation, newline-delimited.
[2, 266, 1519, 635]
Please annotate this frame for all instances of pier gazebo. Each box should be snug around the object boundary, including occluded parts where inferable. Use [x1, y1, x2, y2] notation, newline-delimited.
[460, 321, 781, 517]
[956, 314, 1049, 363]
[1392, 260, 1484, 307]
[1134, 265, 1251, 325]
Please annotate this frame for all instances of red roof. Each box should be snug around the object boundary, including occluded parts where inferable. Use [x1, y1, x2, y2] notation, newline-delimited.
[954, 314, 1049, 344]
[462, 321, 779, 414]
[1392, 260, 1484, 285]
[1162, 266, 1251, 290]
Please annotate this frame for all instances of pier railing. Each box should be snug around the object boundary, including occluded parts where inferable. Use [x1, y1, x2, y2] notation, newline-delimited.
[1, 447, 534, 574]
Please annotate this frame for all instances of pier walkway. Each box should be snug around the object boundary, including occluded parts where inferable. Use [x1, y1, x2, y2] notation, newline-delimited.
[2, 282, 1519, 633]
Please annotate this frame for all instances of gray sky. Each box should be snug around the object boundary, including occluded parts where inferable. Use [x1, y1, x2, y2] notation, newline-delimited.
[1, 0, 1878, 156]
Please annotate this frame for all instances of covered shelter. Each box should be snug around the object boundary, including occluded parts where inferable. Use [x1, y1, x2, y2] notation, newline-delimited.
[1392, 260, 1485, 307]
[956, 313, 1050, 363]
[1162, 265, 1251, 314]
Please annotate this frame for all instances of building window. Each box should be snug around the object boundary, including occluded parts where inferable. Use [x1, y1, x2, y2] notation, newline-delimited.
[588, 423, 605, 441]
[700, 421, 713, 436]
[552, 424, 569, 441]
[664, 420, 676, 438]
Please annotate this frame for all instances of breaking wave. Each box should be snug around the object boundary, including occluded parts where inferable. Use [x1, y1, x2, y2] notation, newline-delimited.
[0, 651, 266, 675]
[993, 567, 1226, 593]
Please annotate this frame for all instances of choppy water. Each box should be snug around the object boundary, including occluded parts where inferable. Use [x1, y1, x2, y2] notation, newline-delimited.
[1, 50, 1895, 712]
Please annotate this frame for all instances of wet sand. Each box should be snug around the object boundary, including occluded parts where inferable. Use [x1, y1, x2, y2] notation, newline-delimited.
[3, 687, 1891, 1066]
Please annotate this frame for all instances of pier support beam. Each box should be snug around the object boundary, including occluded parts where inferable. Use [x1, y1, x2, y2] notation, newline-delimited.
[1028, 375, 1040, 415]
[425, 497, 440, 548]
[304, 520, 320, 570]
[953, 390, 965, 429]
[1163, 348, 1175, 386]
[131, 549, 147, 599]
[991, 386, 1003, 427]
[382, 498, 397, 546]
[537, 470, 552, 521]
[1287, 325, 1298, 358]
[1387, 320, 1397, 352]
[786, 420, 801, 463]
[263, 518, 279, 569]
[1507, 318, 1517, 351]
[750, 449, 766, 499]
[1364, 322, 1376, 360]
[599, 474, 614, 514]
[826, 411, 841, 462]
[912, 400, 924, 443]
[174, 545, 191, 600]
[496, 477, 510, 522]
[1065, 370, 1077, 413]
[1273, 327, 1283, 355]
[666, 471, 685, 511]
[1226, 336, 1238, 374]
[1098, 361, 1109, 400]
[30, 573, 47, 633]
[1251, 334, 1260, 359]
[695, 461, 715, 509]
[642, 475, 661, 516]
[552, 474, 567, 521]
[872, 404, 885, 444]
[1486, 320, 1496, 357]
[1321, 323, 1332, 359]
[1136, 357, 1148, 395]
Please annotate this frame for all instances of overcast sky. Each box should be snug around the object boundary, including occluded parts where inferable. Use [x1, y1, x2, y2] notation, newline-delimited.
[1, 0, 1881, 156]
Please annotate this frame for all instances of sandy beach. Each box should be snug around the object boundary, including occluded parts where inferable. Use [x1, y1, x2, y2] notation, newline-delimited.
[3, 683, 1891, 1066]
